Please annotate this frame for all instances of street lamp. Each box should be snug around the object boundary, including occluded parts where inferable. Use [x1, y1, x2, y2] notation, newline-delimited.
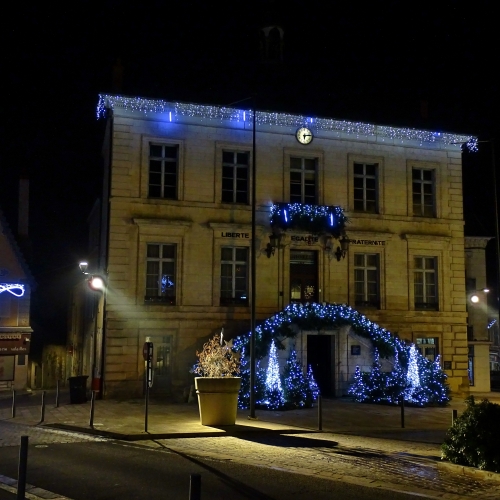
[469, 288, 489, 304]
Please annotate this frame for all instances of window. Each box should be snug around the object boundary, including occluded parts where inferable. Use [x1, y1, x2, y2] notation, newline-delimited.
[416, 337, 439, 362]
[222, 151, 249, 203]
[148, 144, 179, 199]
[412, 168, 435, 217]
[220, 247, 248, 305]
[354, 253, 380, 308]
[0, 295, 11, 318]
[353, 162, 377, 212]
[414, 257, 438, 310]
[290, 157, 316, 204]
[145, 244, 176, 304]
[290, 250, 318, 303]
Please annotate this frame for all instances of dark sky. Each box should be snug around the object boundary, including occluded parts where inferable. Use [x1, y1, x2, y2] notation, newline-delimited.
[2, 1, 499, 342]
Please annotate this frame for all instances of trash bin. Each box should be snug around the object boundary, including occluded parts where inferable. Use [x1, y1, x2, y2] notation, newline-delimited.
[68, 375, 89, 404]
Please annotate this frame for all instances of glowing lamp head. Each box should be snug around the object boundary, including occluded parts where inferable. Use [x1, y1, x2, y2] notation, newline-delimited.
[79, 261, 89, 274]
[470, 294, 479, 304]
[88, 275, 105, 292]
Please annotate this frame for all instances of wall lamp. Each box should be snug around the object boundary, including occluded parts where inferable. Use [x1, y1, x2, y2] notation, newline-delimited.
[469, 288, 489, 304]
[79, 261, 106, 292]
[334, 235, 349, 262]
[266, 232, 282, 258]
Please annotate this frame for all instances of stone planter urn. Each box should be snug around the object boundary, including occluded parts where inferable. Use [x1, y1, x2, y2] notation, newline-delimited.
[195, 376, 241, 426]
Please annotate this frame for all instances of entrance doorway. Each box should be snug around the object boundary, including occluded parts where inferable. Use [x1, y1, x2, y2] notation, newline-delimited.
[290, 250, 318, 303]
[146, 335, 172, 395]
[307, 334, 334, 396]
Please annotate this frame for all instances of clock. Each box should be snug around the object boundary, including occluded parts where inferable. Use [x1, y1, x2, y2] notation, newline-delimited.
[296, 127, 313, 145]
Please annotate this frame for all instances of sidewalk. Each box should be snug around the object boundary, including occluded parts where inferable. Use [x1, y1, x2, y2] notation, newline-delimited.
[2, 389, 499, 444]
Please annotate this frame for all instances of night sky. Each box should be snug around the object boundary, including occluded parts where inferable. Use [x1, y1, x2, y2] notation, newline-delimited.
[2, 1, 499, 345]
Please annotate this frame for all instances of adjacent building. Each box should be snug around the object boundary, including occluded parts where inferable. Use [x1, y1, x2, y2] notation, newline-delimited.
[0, 205, 34, 391]
[83, 94, 478, 399]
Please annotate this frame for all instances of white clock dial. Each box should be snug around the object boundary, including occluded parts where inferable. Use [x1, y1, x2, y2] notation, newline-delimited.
[296, 127, 313, 144]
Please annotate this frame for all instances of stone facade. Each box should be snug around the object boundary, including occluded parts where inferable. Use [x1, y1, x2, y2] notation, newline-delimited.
[96, 95, 476, 398]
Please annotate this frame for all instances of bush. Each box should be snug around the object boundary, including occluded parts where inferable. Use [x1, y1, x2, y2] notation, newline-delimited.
[441, 396, 500, 472]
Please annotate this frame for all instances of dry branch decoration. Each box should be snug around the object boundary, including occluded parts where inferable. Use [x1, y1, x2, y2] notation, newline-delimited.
[193, 334, 241, 377]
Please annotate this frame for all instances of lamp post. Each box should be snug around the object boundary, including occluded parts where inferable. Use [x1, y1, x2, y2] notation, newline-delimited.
[79, 261, 106, 398]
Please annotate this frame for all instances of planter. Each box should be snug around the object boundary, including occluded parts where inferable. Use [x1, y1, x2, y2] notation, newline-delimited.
[195, 377, 241, 426]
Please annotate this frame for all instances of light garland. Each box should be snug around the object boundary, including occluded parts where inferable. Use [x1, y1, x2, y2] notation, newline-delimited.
[97, 94, 477, 149]
[0, 283, 25, 297]
[270, 202, 347, 237]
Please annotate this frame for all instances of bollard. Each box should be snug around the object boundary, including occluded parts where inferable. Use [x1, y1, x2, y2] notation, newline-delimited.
[189, 473, 201, 500]
[317, 394, 323, 431]
[56, 379, 60, 408]
[89, 391, 95, 428]
[12, 389, 16, 418]
[40, 391, 46, 424]
[17, 435, 29, 500]
[400, 395, 405, 428]
[452, 409, 458, 425]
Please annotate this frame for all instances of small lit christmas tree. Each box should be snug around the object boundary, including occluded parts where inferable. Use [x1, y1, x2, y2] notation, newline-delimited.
[264, 340, 285, 409]
[237, 348, 250, 409]
[282, 349, 309, 408]
[406, 344, 422, 404]
[306, 364, 319, 404]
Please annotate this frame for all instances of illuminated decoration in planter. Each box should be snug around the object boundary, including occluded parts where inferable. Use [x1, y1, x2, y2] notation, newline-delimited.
[270, 203, 347, 238]
[264, 340, 285, 409]
[0, 283, 25, 297]
[97, 94, 476, 150]
[233, 302, 449, 407]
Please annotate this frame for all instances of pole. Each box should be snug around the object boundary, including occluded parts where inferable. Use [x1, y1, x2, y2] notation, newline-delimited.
[39, 390, 45, 424]
[55, 379, 60, 408]
[17, 435, 28, 500]
[12, 389, 16, 418]
[249, 98, 257, 419]
[489, 140, 500, 329]
[189, 473, 201, 500]
[452, 409, 458, 425]
[317, 394, 323, 431]
[145, 379, 150, 433]
[400, 395, 405, 428]
[89, 391, 95, 428]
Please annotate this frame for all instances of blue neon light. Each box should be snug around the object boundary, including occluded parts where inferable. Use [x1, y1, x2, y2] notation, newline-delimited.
[0, 284, 25, 297]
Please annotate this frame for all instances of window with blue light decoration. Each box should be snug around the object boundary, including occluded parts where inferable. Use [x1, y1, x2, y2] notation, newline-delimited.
[290, 157, 317, 204]
[145, 244, 176, 304]
[220, 247, 248, 306]
[221, 151, 249, 204]
[414, 257, 438, 310]
[354, 253, 380, 308]
[353, 162, 378, 213]
[412, 168, 435, 217]
[148, 144, 178, 199]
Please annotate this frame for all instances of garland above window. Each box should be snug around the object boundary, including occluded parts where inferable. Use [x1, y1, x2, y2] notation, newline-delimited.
[270, 203, 347, 239]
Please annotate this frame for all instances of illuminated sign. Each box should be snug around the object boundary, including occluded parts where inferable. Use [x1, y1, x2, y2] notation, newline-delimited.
[0, 284, 25, 297]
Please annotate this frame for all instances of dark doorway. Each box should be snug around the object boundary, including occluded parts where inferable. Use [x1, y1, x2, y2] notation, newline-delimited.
[290, 250, 318, 303]
[307, 334, 334, 396]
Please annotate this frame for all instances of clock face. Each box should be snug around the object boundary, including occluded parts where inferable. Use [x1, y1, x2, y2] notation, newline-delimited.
[296, 127, 313, 144]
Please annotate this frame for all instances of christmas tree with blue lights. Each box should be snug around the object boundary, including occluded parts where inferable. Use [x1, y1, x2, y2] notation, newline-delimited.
[264, 340, 285, 409]
[282, 349, 309, 408]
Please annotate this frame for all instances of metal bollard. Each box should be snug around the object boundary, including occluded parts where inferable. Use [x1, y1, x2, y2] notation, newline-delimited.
[400, 395, 405, 428]
[17, 435, 29, 500]
[189, 473, 201, 500]
[452, 409, 458, 425]
[55, 379, 60, 408]
[317, 394, 323, 431]
[40, 391, 46, 423]
[89, 391, 95, 428]
[12, 389, 16, 418]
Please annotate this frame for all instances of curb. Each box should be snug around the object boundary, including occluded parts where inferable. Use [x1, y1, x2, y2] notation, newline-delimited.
[437, 461, 500, 482]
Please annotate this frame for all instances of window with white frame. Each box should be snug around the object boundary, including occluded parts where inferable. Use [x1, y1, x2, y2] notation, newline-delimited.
[412, 168, 435, 217]
[221, 151, 249, 203]
[290, 157, 317, 204]
[416, 337, 439, 362]
[148, 144, 179, 199]
[354, 162, 378, 213]
[220, 247, 248, 306]
[145, 244, 176, 304]
[414, 256, 438, 310]
[354, 253, 380, 308]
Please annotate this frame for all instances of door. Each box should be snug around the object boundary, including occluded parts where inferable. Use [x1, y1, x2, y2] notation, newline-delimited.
[147, 336, 172, 395]
[290, 250, 318, 303]
[307, 335, 334, 396]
